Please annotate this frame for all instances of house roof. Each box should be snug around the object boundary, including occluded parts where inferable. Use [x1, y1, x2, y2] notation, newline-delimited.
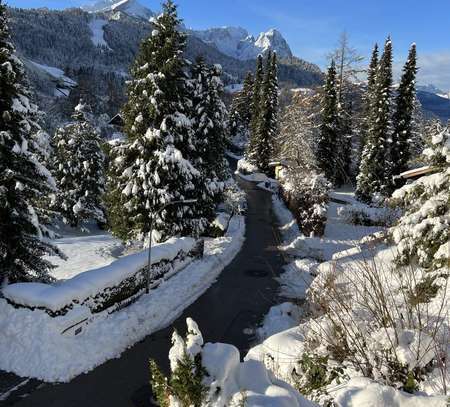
[399, 165, 434, 179]
[108, 113, 124, 127]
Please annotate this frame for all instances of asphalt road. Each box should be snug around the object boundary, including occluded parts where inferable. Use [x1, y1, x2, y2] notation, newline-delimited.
[1, 175, 286, 407]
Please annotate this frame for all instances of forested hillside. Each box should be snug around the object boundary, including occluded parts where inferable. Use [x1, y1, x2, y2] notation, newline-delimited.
[7, 6, 323, 131]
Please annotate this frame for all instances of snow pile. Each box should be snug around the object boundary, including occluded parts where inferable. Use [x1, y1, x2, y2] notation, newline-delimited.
[247, 326, 306, 385]
[236, 158, 279, 189]
[3, 237, 198, 313]
[257, 302, 303, 340]
[155, 318, 316, 407]
[0, 216, 245, 382]
[332, 377, 447, 407]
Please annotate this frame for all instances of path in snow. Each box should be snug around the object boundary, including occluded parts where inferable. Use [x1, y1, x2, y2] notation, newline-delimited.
[3, 177, 287, 407]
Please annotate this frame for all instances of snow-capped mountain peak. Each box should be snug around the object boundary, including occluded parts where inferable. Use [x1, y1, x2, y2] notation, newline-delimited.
[190, 26, 293, 61]
[254, 29, 293, 60]
[82, 0, 154, 20]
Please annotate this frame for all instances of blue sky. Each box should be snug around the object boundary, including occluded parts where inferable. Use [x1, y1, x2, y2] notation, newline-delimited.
[7, 0, 450, 90]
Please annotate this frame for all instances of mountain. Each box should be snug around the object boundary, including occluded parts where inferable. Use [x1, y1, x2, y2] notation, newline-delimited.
[417, 84, 448, 97]
[414, 84, 450, 121]
[254, 29, 293, 60]
[191, 27, 293, 61]
[7, 5, 323, 133]
[81, 0, 154, 20]
[417, 90, 450, 122]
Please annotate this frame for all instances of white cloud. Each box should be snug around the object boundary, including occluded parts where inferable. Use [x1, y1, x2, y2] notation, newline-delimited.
[416, 51, 450, 92]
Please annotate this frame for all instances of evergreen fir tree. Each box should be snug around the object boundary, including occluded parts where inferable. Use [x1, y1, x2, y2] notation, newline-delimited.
[0, 2, 60, 284]
[190, 57, 228, 215]
[357, 37, 393, 202]
[104, 140, 132, 241]
[317, 60, 339, 184]
[389, 43, 418, 188]
[255, 51, 279, 174]
[336, 98, 353, 184]
[246, 55, 264, 163]
[228, 71, 253, 143]
[390, 121, 449, 270]
[109, 0, 207, 243]
[358, 44, 379, 163]
[51, 101, 106, 227]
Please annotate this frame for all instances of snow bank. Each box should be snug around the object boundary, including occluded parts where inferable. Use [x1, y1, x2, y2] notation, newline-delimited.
[257, 302, 303, 340]
[0, 216, 245, 382]
[246, 326, 306, 385]
[3, 237, 200, 314]
[332, 377, 448, 407]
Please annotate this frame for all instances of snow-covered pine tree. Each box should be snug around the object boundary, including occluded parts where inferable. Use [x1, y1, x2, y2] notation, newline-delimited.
[190, 57, 228, 211]
[317, 60, 339, 184]
[246, 55, 264, 164]
[110, 0, 206, 243]
[228, 71, 253, 144]
[0, 2, 60, 284]
[336, 98, 353, 184]
[104, 140, 133, 241]
[389, 43, 418, 188]
[390, 121, 449, 270]
[51, 101, 106, 228]
[358, 43, 379, 163]
[356, 37, 393, 202]
[255, 51, 279, 174]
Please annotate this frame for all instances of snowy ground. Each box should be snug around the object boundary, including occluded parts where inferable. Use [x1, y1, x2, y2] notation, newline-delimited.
[0, 216, 245, 382]
[46, 234, 124, 280]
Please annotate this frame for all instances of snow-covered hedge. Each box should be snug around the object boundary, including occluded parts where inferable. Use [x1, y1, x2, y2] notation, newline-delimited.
[337, 201, 400, 227]
[237, 157, 259, 175]
[2, 237, 204, 316]
[280, 170, 330, 237]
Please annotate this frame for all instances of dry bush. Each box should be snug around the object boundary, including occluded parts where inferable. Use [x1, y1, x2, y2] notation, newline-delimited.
[304, 251, 449, 394]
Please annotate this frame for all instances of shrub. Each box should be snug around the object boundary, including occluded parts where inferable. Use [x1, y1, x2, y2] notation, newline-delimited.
[305, 253, 449, 394]
[150, 321, 208, 407]
[338, 202, 400, 227]
[280, 169, 330, 237]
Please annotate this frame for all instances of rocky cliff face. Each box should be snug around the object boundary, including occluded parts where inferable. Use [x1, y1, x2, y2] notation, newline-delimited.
[191, 26, 293, 61]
